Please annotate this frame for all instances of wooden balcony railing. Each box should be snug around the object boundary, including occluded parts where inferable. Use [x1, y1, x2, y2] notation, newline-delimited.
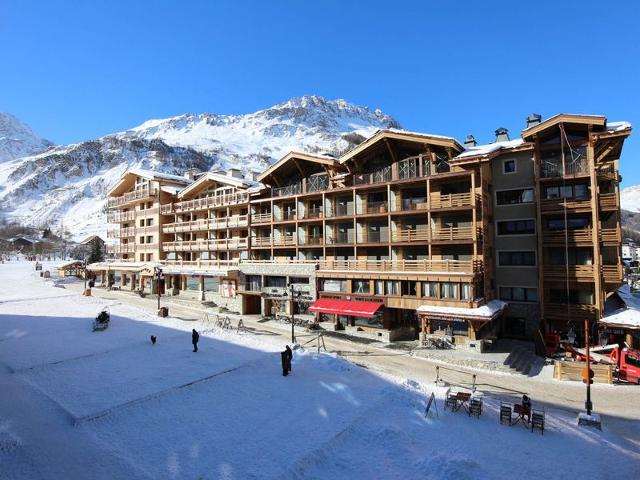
[107, 227, 136, 239]
[598, 193, 618, 210]
[162, 215, 248, 234]
[106, 244, 136, 254]
[542, 265, 595, 279]
[540, 157, 590, 178]
[162, 238, 248, 252]
[326, 234, 353, 245]
[359, 231, 389, 243]
[251, 212, 272, 224]
[162, 259, 239, 269]
[540, 197, 591, 213]
[544, 228, 593, 243]
[238, 258, 482, 274]
[397, 198, 429, 211]
[391, 228, 430, 243]
[107, 211, 136, 223]
[544, 303, 598, 320]
[300, 236, 323, 246]
[429, 192, 473, 209]
[107, 187, 157, 208]
[602, 264, 623, 283]
[301, 209, 323, 220]
[363, 202, 388, 214]
[272, 236, 297, 246]
[252, 237, 272, 247]
[163, 192, 250, 214]
[431, 226, 475, 241]
[600, 228, 621, 244]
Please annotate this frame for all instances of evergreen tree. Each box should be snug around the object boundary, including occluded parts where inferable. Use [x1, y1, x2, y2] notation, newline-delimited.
[88, 240, 104, 263]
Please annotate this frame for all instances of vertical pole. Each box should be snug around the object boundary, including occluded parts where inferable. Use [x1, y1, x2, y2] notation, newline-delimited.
[290, 284, 295, 344]
[585, 318, 592, 415]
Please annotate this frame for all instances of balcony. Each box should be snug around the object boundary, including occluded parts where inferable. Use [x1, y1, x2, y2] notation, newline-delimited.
[429, 192, 473, 209]
[397, 198, 429, 212]
[602, 264, 623, 283]
[137, 243, 159, 251]
[599, 193, 618, 211]
[326, 233, 353, 245]
[251, 212, 272, 224]
[252, 237, 272, 248]
[107, 187, 157, 208]
[431, 226, 475, 242]
[238, 258, 482, 275]
[162, 238, 248, 252]
[328, 204, 354, 217]
[278, 211, 297, 221]
[106, 244, 135, 254]
[540, 197, 591, 214]
[540, 157, 590, 178]
[162, 215, 249, 234]
[391, 228, 430, 243]
[317, 259, 481, 274]
[300, 236, 323, 246]
[165, 192, 250, 214]
[107, 211, 136, 223]
[542, 264, 595, 280]
[544, 303, 597, 320]
[544, 228, 593, 244]
[272, 236, 297, 247]
[600, 228, 621, 244]
[162, 259, 239, 269]
[272, 183, 302, 198]
[363, 201, 388, 214]
[359, 230, 389, 243]
[301, 208, 323, 220]
[107, 227, 136, 239]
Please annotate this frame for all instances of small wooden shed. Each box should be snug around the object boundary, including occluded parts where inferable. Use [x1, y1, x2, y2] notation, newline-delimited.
[57, 260, 85, 278]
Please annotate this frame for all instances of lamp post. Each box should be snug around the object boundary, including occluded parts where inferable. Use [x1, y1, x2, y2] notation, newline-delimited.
[83, 258, 88, 290]
[283, 283, 302, 344]
[155, 266, 163, 310]
[584, 318, 593, 415]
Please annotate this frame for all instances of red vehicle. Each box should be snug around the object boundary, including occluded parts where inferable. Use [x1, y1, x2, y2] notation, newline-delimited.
[565, 344, 640, 384]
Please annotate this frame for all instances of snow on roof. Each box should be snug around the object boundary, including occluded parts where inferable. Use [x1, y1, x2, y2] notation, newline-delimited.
[57, 260, 84, 268]
[601, 285, 640, 329]
[161, 185, 185, 195]
[416, 300, 508, 319]
[455, 139, 525, 159]
[127, 168, 192, 184]
[178, 171, 262, 198]
[386, 128, 459, 142]
[605, 121, 632, 132]
[521, 113, 606, 133]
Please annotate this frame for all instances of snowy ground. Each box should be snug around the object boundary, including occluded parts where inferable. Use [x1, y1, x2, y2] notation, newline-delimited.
[1, 261, 639, 479]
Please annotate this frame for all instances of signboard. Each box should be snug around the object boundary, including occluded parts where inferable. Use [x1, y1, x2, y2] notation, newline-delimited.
[424, 392, 438, 418]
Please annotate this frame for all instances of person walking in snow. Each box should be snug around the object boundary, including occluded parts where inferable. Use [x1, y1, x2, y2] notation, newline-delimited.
[285, 345, 293, 373]
[192, 329, 199, 352]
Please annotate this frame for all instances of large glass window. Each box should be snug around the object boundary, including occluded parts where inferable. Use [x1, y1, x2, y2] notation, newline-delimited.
[498, 251, 536, 266]
[499, 286, 538, 303]
[544, 183, 590, 200]
[497, 219, 535, 235]
[441, 282, 459, 299]
[422, 282, 438, 298]
[321, 279, 346, 293]
[353, 279, 370, 294]
[461, 284, 472, 300]
[385, 281, 400, 296]
[546, 216, 590, 231]
[496, 188, 534, 205]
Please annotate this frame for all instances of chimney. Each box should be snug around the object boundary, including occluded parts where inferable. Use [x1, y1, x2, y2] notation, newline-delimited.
[227, 168, 243, 179]
[464, 134, 477, 147]
[184, 168, 199, 181]
[494, 127, 510, 142]
[526, 113, 542, 128]
[247, 171, 260, 182]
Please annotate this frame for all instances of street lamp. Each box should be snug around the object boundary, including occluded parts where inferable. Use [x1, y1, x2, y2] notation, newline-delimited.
[283, 283, 302, 344]
[83, 258, 88, 290]
[155, 266, 163, 310]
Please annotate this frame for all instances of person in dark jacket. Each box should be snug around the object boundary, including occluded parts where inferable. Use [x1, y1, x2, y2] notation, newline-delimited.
[192, 329, 199, 352]
[521, 395, 532, 423]
[285, 345, 293, 373]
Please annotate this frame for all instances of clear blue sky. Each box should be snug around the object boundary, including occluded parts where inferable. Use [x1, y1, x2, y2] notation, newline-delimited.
[1, 1, 639, 186]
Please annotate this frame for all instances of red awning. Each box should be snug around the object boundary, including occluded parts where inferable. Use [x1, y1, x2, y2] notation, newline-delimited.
[309, 298, 383, 318]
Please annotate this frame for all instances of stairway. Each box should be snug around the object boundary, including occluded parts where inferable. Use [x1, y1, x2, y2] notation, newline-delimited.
[503, 344, 545, 376]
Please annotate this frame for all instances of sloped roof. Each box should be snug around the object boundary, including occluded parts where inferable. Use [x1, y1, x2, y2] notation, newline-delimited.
[258, 151, 341, 183]
[178, 171, 262, 198]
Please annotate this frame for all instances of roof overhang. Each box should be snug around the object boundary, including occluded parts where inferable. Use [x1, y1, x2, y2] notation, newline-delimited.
[257, 152, 341, 185]
[309, 298, 383, 318]
[521, 114, 607, 141]
[339, 129, 464, 166]
[178, 172, 254, 199]
[416, 300, 508, 322]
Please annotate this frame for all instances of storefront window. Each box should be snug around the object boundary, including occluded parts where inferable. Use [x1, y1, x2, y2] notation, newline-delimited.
[322, 279, 346, 292]
[353, 313, 384, 328]
[353, 279, 370, 294]
[204, 277, 219, 291]
[186, 276, 200, 290]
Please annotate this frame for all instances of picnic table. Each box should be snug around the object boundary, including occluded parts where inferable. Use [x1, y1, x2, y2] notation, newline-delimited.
[444, 391, 472, 412]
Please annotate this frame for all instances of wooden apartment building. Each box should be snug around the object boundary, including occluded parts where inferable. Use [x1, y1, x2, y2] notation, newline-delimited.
[94, 113, 631, 345]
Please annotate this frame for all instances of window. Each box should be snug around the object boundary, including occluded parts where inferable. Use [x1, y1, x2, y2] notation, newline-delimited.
[461, 284, 472, 300]
[321, 279, 346, 293]
[385, 281, 400, 296]
[402, 281, 417, 296]
[353, 279, 370, 294]
[546, 217, 589, 231]
[503, 159, 516, 174]
[497, 219, 535, 235]
[499, 287, 538, 303]
[441, 282, 458, 299]
[498, 251, 536, 266]
[139, 236, 145, 244]
[422, 282, 438, 298]
[496, 188, 534, 205]
[544, 183, 590, 200]
[549, 289, 594, 305]
[139, 219, 145, 227]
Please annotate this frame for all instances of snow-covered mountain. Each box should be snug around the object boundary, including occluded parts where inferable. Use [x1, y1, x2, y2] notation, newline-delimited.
[0, 96, 400, 240]
[0, 112, 53, 163]
[621, 185, 640, 213]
